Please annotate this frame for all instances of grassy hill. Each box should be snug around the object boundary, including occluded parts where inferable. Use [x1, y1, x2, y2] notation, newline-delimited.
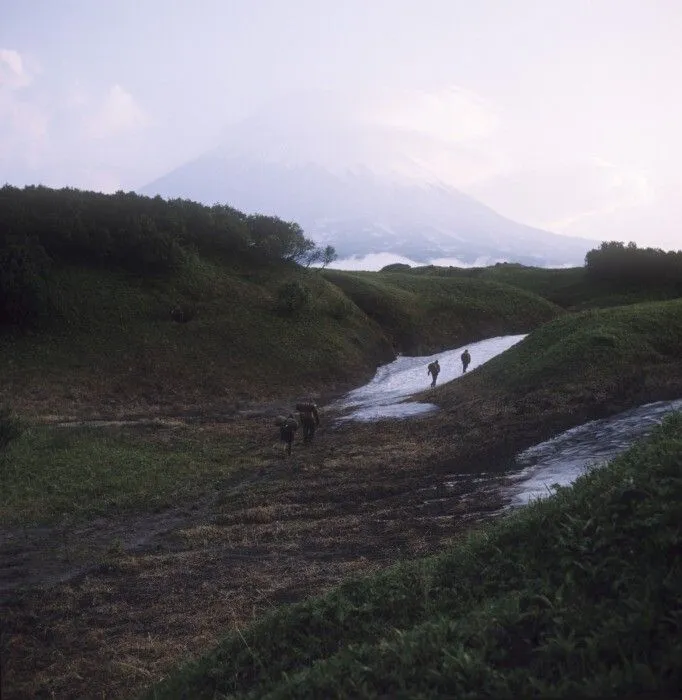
[397, 256, 682, 310]
[0, 259, 565, 417]
[321, 269, 559, 354]
[0, 187, 569, 416]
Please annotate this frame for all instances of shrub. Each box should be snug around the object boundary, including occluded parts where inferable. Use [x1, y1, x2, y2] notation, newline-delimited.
[0, 406, 23, 450]
[275, 281, 311, 316]
[0, 235, 52, 325]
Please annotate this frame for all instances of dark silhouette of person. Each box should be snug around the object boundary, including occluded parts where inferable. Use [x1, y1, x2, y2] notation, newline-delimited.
[461, 349, 471, 374]
[427, 359, 441, 387]
[296, 402, 320, 443]
[278, 414, 298, 455]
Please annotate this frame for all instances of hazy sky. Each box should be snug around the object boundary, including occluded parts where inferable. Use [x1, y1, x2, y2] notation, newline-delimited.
[1, 0, 681, 250]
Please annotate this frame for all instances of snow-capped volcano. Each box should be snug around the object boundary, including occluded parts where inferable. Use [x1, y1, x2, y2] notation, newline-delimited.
[141, 92, 597, 267]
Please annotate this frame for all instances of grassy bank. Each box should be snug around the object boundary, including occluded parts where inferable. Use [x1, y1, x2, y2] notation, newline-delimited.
[474, 298, 682, 394]
[322, 269, 561, 354]
[403, 262, 682, 310]
[0, 259, 562, 416]
[145, 412, 682, 699]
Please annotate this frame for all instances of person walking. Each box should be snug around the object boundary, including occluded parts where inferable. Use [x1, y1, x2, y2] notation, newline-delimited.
[461, 349, 471, 374]
[277, 413, 298, 456]
[296, 402, 320, 443]
[427, 359, 441, 387]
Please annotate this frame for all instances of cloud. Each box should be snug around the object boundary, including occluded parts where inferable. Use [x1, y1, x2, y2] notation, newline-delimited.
[468, 157, 655, 239]
[328, 252, 508, 272]
[0, 48, 47, 166]
[545, 158, 654, 232]
[87, 84, 151, 139]
[369, 86, 500, 144]
[328, 252, 422, 271]
[0, 48, 32, 89]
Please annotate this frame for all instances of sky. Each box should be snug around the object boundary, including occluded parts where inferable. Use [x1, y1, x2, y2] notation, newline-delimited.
[1, 0, 681, 251]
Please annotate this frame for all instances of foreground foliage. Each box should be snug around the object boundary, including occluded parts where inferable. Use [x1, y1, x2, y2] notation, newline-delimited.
[145, 413, 682, 699]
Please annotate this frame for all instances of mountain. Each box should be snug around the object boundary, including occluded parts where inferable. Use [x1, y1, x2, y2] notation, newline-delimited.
[141, 95, 598, 267]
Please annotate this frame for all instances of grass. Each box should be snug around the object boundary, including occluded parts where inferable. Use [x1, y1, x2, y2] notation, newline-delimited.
[473, 298, 682, 395]
[0, 258, 567, 417]
[144, 412, 682, 699]
[0, 260, 394, 415]
[0, 423, 263, 525]
[405, 263, 682, 310]
[321, 269, 561, 353]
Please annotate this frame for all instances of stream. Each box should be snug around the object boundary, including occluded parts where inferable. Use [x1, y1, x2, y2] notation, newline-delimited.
[333, 335, 682, 510]
[332, 334, 526, 421]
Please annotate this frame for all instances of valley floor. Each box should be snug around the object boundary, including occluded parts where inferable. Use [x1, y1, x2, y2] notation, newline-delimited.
[3, 367, 682, 700]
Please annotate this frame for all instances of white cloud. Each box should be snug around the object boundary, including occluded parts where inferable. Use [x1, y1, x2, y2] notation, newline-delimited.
[328, 252, 422, 271]
[546, 160, 654, 232]
[328, 252, 509, 272]
[0, 49, 47, 166]
[369, 86, 500, 144]
[87, 84, 151, 139]
[467, 157, 655, 239]
[0, 48, 32, 89]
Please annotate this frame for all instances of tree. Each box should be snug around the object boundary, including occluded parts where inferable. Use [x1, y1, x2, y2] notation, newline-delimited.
[245, 215, 316, 263]
[321, 245, 337, 269]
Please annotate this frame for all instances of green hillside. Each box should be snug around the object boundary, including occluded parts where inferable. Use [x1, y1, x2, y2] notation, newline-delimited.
[321, 269, 559, 353]
[0, 186, 566, 416]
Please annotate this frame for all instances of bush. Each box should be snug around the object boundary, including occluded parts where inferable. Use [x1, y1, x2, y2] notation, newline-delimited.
[0, 406, 23, 450]
[0, 235, 52, 325]
[275, 281, 311, 316]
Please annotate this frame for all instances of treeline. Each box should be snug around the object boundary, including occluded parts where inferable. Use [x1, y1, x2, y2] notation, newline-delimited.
[0, 185, 334, 325]
[585, 241, 682, 289]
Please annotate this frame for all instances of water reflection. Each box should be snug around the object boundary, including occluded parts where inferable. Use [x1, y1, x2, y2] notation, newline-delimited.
[333, 334, 526, 422]
[504, 398, 682, 506]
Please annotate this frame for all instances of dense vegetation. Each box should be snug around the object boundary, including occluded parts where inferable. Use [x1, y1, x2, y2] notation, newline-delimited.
[0, 185, 332, 326]
[145, 413, 682, 699]
[383, 241, 682, 310]
[585, 240, 682, 290]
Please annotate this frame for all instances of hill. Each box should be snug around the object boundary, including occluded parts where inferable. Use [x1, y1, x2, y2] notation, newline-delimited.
[0, 185, 564, 417]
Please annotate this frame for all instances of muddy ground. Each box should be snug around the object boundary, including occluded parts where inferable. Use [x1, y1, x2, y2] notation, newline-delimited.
[2, 373, 682, 700]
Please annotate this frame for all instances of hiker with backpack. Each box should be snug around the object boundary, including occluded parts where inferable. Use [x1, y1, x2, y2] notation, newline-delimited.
[275, 413, 299, 456]
[296, 402, 320, 443]
[427, 359, 441, 387]
[461, 349, 471, 373]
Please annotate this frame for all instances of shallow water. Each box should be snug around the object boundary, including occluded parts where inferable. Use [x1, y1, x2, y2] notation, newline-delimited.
[332, 334, 526, 421]
[503, 398, 682, 507]
[334, 338, 682, 513]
